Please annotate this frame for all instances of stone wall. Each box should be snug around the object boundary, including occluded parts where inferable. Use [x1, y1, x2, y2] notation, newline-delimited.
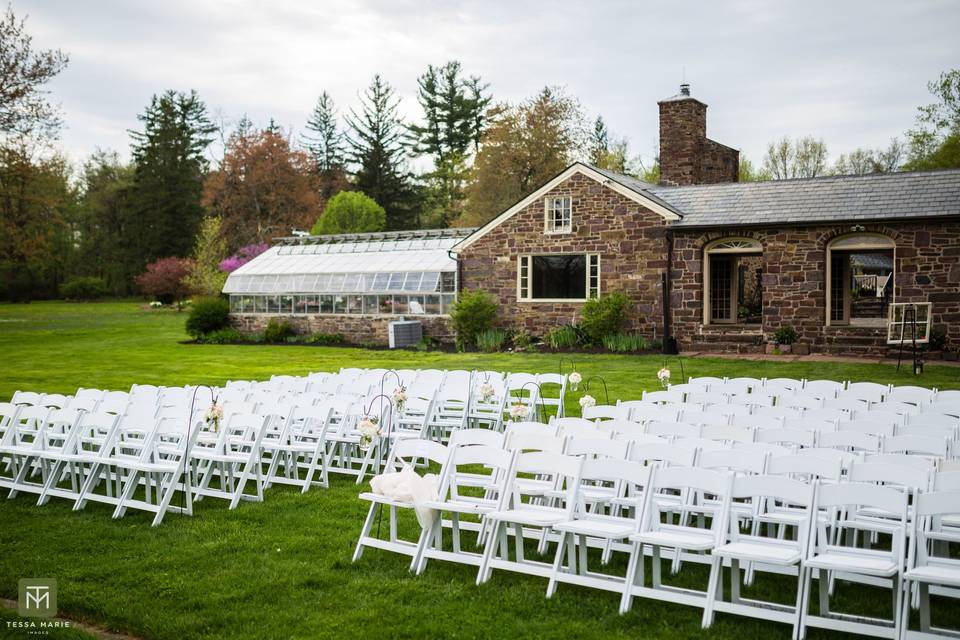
[671, 221, 960, 355]
[457, 172, 672, 339]
[232, 314, 453, 346]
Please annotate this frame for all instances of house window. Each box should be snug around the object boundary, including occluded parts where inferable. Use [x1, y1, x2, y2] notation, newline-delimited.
[703, 238, 763, 325]
[518, 254, 599, 301]
[826, 233, 895, 327]
[544, 196, 572, 233]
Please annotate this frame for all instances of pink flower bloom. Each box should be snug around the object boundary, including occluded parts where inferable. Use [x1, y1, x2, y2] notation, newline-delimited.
[219, 243, 269, 273]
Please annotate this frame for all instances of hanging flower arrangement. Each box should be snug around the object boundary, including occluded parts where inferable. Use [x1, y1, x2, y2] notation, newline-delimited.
[509, 402, 530, 421]
[657, 367, 671, 387]
[478, 382, 496, 402]
[391, 386, 408, 412]
[579, 395, 597, 411]
[204, 403, 224, 432]
[568, 371, 582, 391]
[358, 416, 382, 452]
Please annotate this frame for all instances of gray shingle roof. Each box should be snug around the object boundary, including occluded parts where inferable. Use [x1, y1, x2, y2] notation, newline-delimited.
[585, 164, 684, 217]
[646, 169, 960, 227]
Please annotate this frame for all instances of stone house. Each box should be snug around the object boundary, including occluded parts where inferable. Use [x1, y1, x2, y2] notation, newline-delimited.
[452, 85, 960, 355]
[225, 84, 960, 355]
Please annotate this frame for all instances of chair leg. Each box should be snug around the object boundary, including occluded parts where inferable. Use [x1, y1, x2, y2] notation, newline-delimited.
[352, 504, 378, 563]
[619, 542, 642, 615]
[702, 556, 723, 628]
[795, 566, 811, 640]
[476, 521, 501, 586]
[546, 531, 568, 599]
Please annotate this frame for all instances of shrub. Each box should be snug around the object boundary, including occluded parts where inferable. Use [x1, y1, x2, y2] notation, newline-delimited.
[475, 328, 509, 353]
[305, 332, 346, 346]
[450, 289, 498, 350]
[196, 328, 245, 344]
[773, 325, 798, 345]
[602, 333, 649, 353]
[220, 243, 269, 273]
[580, 292, 629, 345]
[185, 297, 231, 338]
[59, 276, 108, 300]
[545, 324, 580, 349]
[263, 319, 296, 343]
[929, 326, 947, 351]
[136, 257, 194, 305]
[511, 329, 534, 352]
[311, 191, 386, 235]
[414, 336, 436, 352]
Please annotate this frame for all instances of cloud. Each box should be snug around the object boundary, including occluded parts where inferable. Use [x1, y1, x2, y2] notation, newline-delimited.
[19, 0, 960, 169]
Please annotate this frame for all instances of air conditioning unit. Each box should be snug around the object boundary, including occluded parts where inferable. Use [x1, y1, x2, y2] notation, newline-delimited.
[388, 320, 422, 349]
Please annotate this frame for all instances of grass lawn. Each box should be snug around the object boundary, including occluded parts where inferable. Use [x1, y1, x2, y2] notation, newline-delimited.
[1, 301, 958, 639]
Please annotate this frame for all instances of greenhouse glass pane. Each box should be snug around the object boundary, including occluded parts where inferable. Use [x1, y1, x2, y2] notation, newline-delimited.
[305, 295, 319, 314]
[372, 273, 389, 291]
[346, 295, 362, 314]
[332, 295, 345, 313]
[403, 272, 422, 291]
[343, 273, 361, 291]
[379, 296, 394, 314]
[266, 296, 280, 313]
[407, 295, 425, 315]
[230, 296, 241, 312]
[329, 273, 345, 291]
[388, 272, 404, 290]
[441, 294, 455, 313]
[363, 295, 378, 314]
[424, 295, 441, 315]
[315, 274, 331, 291]
[241, 295, 256, 312]
[393, 295, 409, 314]
[280, 295, 294, 313]
[319, 295, 333, 314]
[440, 272, 456, 293]
[420, 272, 439, 292]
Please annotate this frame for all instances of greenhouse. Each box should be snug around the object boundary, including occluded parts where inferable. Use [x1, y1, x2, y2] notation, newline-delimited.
[222, 228, 473, 317]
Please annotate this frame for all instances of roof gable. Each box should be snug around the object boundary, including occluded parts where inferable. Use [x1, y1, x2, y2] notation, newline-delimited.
[453, 163, 681, 252]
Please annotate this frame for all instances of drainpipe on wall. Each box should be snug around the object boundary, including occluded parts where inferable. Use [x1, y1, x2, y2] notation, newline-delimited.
[662, 229, 679, 355]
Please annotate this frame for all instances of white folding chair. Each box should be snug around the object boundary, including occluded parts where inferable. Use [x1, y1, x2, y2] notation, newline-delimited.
[192, 413, 270, 507]
[546, 459, 652, 598]
[477, 452, 584, 584]
[412, 444, 516, 574]
[712, 475, 816, 637]
[901, 490, 960, 639]
[620, 466, 734, 627]
[799, 482, 908, 639]
[352, 439, 450, 563]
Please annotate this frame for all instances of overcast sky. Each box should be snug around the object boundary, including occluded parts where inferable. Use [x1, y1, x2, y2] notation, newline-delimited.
[23, 0, 960, 171]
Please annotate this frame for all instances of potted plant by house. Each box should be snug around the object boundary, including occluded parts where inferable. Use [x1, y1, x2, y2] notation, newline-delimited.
[768, 325, 798, 355]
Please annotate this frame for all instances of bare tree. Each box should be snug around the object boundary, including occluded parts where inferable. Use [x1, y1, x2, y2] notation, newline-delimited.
[763, 135, 828, 179]
[0, 5, 69, 139]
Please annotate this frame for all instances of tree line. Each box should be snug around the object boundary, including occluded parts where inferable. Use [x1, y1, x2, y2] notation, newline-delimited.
[1, 5, 958, 301]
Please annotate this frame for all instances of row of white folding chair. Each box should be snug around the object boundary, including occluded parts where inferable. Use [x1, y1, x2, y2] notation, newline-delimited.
[360, 437, 957, 640]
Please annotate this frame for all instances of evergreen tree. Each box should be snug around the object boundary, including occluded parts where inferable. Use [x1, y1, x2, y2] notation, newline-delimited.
[346, 75, 417, 229]
[303, 91, 349, 200]
[128, 90, 216, 265]
[408, 61, 490, 226]
[589, 115, 610, 165]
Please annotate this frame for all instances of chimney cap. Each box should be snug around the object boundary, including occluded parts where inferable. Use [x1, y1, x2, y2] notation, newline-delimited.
[680, 83, 690, 96]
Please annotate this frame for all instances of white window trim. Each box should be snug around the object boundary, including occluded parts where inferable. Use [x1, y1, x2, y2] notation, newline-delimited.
[543, 196, 572, 235]
[702, 238, 763, 326]
[825, 233, 896, 327]
[517, 253, 599, 302]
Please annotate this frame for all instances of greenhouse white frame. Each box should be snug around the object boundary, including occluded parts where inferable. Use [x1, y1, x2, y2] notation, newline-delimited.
[222, 229, 473, 317]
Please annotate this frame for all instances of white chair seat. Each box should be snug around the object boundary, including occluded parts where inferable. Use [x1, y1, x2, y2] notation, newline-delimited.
[421, 497, 497, 515]
[486, 506, 567, 526]
[804, 551, 898, 576]
[554, 518, 634, 539]
[904, 564, 960, 587]
[714, 540, 802, 565]
[630, 526, 715, 551]
[514, 478, 554, 495]
[357, 491, 414, 508]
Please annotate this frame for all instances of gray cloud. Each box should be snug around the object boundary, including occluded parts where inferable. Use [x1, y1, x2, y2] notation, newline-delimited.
[21, 0, 960, 171]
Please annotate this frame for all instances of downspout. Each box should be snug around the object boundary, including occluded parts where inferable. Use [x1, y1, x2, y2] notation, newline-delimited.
[662, 228, 679, 354]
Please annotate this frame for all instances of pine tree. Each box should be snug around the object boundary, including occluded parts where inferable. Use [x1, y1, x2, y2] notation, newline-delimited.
[346, 75, 418, 229]
[408, 61, 491, 226]
[128, 90, 216, 265]
[303, 92, 348, 200]
[589, 115, 610, 165]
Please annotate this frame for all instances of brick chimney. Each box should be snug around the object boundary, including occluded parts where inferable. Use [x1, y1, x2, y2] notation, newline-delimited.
[658, 84, 739, 186]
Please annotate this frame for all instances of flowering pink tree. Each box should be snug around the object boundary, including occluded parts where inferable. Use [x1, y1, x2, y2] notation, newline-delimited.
[219, 243, 269, 273]
[136, 257, 194, 307]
